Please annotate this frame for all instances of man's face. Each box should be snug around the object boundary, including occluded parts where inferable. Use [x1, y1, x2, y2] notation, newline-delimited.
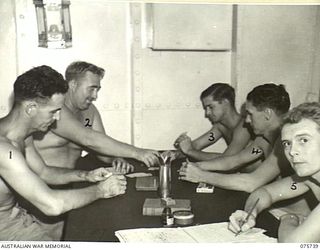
[245, 101, 268, 135]
[201, 96, 226, 124]
[34, 93, 65, 132]
[72, 71, 101, 110]
[281, 118, 320, 177]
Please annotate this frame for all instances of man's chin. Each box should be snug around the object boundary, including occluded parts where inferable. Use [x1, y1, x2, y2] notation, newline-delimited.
[81, 103, 91, 110]
[252, 129, 262, 136]
[294, 164, 312, 177]
[209, 119, 218, 124]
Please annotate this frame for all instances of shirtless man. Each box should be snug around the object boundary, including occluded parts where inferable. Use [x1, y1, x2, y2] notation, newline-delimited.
[0, 66, 126, 240]
[33, 61, 160, 171]
[229, 102, 320, 242]
[179, 84, 292, 192]
[173, 83, 253, 161]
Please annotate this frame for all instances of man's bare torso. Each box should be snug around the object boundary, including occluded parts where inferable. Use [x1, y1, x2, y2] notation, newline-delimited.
[306, 179, 320, 201]
[217, 123, 234, 145]
[34, 105, 96, 169]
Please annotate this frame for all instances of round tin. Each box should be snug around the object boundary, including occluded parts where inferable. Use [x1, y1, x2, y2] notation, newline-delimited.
[173, 210, 194, 226]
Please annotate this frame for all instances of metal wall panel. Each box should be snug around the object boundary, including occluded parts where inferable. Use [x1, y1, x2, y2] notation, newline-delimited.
[151, 4, 233, 50]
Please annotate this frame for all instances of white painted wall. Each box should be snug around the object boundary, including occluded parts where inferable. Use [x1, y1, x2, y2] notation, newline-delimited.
[13, 0, 132, 143]
[0, 0, 17, 117]
[132, 3, 233, 150]
[235, 5, 320, 109]
[0, 2, 319, 152]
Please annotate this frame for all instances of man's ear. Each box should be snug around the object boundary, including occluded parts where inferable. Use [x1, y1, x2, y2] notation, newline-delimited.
[25, 102, 37, 116]
[68, 79, 77, 91]
[220, 99, 230, 106]
[264, 108, 273, 120]
[221, 99, 229, 104]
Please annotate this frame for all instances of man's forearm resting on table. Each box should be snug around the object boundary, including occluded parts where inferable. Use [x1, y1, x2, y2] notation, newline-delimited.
[200, 172, 265, 193]
[66, 129, 140, 159]
[38, 185, 102, 216]
[40, 166, 95, 185]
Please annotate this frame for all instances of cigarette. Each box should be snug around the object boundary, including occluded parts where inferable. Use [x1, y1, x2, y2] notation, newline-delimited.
[103, 172, 113, 178]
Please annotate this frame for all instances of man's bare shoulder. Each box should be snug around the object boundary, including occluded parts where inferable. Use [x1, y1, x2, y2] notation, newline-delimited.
[216, 118, 248, 134]
[0, 136, 14, 148]
[59, 104, 100, 122]
[55, 104, 89, 126]
[233, 118, 254, 136]
[0, 136, 24, 170]
[209, 123, 221, 131]
[52, 104, 101, 135]
[253, 135, 271, 145]
[60, 105, 78, 119]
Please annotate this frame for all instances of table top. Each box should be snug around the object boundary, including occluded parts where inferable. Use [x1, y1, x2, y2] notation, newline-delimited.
[63, 154, 279, 241]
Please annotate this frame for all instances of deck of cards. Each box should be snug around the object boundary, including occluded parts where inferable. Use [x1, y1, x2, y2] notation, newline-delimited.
[196, 182, 214, 193]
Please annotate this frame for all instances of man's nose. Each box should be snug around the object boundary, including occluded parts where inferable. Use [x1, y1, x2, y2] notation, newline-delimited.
[245, 115, 251, 124]
[289, 143, 299, 157]
[53, 111, 61, 121]
[205, 109, 210, 118]
[92, 90, 98, 100]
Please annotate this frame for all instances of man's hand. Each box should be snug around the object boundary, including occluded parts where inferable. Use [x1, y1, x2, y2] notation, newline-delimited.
[178, 161, 203, 183]
[112, 158, 134, 174]
[161, 150, 183, 161]
[228, 210, 256, 235]
[85, 167, 113, 182]
[174, 132, 188, 149]
[178, 135, 193, 155]
[97, 175, 127, 198]
[135, 149, 160, 168]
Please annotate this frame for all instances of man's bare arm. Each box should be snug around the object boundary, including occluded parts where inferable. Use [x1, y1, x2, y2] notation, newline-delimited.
[197, 136, 270, 172]
[51, 105, 159, 167]
[176, 126, 223, 161]
[279, 203, 320, 242]
[190, 126, 223, 150]
[246, 175, 310, 218]
[0, 143, 126, 216]
[228, 176, 310, 234]
[180, 152, 281, 192]
[179, 119, 252, 161]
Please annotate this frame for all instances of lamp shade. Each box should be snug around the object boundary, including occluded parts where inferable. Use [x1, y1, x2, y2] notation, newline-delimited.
[33, 0, 72, 49]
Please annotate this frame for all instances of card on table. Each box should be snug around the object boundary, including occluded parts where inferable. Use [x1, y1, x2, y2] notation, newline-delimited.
[126, 172, 153, 178]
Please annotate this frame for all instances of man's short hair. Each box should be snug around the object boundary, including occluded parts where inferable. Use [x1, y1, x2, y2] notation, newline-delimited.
[200, 83, 235, 107]
[283, 102, 320, 130]
[246, 83, 290, 115]
[65, 61, 105, 82]
[14, 65, 68, 104]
